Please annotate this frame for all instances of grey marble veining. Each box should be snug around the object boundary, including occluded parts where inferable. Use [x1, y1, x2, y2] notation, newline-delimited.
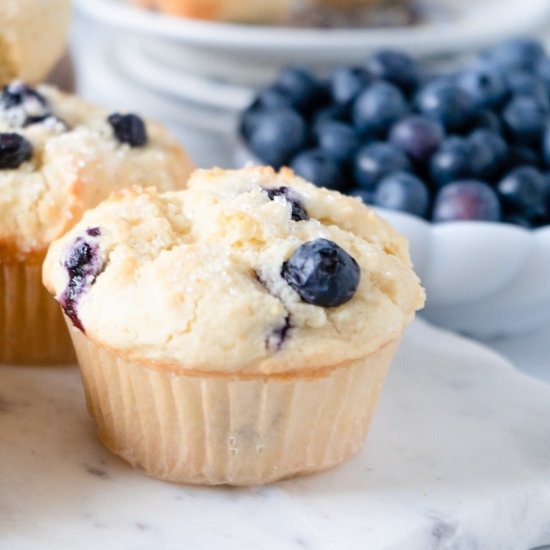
[1, 320, 550, 550]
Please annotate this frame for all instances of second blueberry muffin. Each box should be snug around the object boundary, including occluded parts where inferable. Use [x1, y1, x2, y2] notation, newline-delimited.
[43, 166, 424, 485]
[0, 82, 193, 364]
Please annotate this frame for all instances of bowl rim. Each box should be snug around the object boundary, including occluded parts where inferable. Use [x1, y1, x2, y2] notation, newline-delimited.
[374, 206, 550, 236]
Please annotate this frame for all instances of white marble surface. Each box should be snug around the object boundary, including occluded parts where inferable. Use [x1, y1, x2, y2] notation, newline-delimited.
[1, 319, 550, 550]
[488, 323, 550, 385]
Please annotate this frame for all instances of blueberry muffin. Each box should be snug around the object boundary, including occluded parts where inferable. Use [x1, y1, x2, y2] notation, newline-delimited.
[0, 82, 194, 364]
[43, 166, 424, 485]
[0, 0, 71, 85]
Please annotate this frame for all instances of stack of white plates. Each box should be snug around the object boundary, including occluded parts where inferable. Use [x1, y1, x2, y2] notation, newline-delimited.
[73, 0, 550, 167]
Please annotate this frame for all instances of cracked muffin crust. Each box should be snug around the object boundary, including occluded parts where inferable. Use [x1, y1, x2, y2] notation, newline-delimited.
[44, 166, 424, 374]
[0, 82, 193, 364]
[43, 166, 424, 485]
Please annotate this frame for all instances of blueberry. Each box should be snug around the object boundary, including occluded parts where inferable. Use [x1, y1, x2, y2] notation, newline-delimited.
[468, 134, 499, 182]
[329, 67, 370, 107]
[468, 110, 502, 134]
[432, 180, 501, 222]
[505, 71, 549, 109]
[291, 149, 344, 191]
[254, 86, 294, 110]
[509, 145, 543, 169]
[430, 137, 473, 188]
[266, 315, 292, 351]
[282, 238, 360, 307]
[311, 104, 349, 136]
[389, 115, 445, 164]
[265, 186, 309, 222]
[239, 105, 261, 142]
[470, 129, 508, 163]
[543, 173, 550, 218]
[349, 188, 375, 204]
[317, 121, 360, 164]
[60, 232, 104, 332]
[352, 81, 409, 138]
[541, 123, 550, 167]
[86, 227, 102, 237]
[502, 96, 548, 146]
[366, 50, 419, 93]
[470, 129, 508, 181]
[354, 142, 411, 190]
[536, 56, 550, 89]
[1, 82, 50, 127]
[0, 133, 33, 169]
[531, 214, 549, 228]
[496, 166, 546, 219]
[502, 214, 534, 228]
[274, 67, 324, 111]
[373, 172, 430, 218]
[240, 87, 306, 141]
[415, 79, 474, 131]
[248, 108, 307, 168]
[484, 37, 545, 72]
[65, 239, 94, 272]
[108, 113, 148, 147]
[457, 66, 507, 109]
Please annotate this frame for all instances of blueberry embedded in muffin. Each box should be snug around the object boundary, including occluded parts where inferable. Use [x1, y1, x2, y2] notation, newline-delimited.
[266, 314, 292, 351]
[0, 133, 33, 168]
[60, 228, 105, 333]
[0, 82, 69, 133]
[108, 113, 148, 147]
[264, 186, 309, 221]
[1, 82, 51, 126]
[282, 238, 360, 308]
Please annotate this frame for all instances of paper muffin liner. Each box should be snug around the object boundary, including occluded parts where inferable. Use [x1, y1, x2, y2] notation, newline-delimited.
[0, 259, 75, 365]
[69, 324, 399, 486]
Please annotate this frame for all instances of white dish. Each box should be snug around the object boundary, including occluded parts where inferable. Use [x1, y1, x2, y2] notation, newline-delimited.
[2, 318, 550, 549]
[114, 36, 255, 111]
[377, 208, 550, 339]
[75, 0, 550, 88]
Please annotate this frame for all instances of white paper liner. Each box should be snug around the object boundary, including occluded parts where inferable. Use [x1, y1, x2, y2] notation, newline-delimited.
[0, 260, 74, 364]
[70, 325, 399, 486]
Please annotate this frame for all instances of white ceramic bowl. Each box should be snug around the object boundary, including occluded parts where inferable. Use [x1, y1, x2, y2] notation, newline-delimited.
[376, 209, 550, 339]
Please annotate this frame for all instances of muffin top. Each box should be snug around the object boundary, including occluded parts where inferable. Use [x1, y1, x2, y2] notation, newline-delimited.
[44, 166, 425, 375]
[0, 82, 193, 261]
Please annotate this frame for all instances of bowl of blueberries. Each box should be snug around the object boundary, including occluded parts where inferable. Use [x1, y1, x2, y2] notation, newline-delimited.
[237, 37, 550, 339]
